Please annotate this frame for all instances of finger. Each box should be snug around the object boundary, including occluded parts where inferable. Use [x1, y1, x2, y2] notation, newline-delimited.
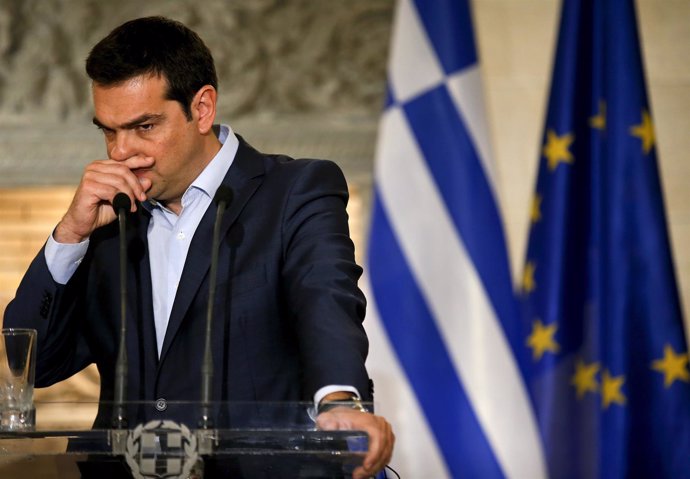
[346, 424, 381, 476]
[315, 413, 339, 431]
[137, 177, 153, 200]
[81, 172, 137, 210]
[363, 418, 395, 477]
[363, 425, 382, 472]
[120, 155, 155, 170]
[351, 465, 369, 479]
[83, 161, 148, 206]
[123, 156, 155, 203]
[380, 422, 395, 469]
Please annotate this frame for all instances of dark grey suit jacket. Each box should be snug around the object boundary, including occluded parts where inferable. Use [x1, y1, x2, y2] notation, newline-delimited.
[3, 136, 370, 427]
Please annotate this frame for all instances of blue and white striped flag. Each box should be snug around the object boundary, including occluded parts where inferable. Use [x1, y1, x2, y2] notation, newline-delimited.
[364, 0, 547, 477]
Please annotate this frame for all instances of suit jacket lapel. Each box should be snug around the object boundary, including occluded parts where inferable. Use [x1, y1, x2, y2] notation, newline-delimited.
[127, 209, 158, 397]
[158, 137, 265, 364]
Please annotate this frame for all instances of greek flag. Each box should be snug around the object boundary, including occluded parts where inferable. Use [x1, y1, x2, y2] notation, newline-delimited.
[520, 0, 690, 477]
[364, 0, 546, 476]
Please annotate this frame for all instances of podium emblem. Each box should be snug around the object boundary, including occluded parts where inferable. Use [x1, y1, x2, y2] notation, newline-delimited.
[124, 420, 199, 479]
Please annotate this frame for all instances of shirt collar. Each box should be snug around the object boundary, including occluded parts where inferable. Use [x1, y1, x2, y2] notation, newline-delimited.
[143, 124, 239, 213]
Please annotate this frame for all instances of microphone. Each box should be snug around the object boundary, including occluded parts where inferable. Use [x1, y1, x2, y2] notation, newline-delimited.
[112, 192, 131, 430]
[200, 186, 233, 429]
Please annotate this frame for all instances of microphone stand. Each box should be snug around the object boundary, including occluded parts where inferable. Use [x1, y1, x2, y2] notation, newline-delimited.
[200, 186, 233, 431]
[112, 193, 131, 431]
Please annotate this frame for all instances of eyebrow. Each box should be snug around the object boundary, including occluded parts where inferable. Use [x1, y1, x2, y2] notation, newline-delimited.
[92, 113, 166, 131]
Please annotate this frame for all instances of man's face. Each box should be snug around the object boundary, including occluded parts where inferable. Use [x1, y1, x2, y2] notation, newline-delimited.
[92, 74, 206, 208]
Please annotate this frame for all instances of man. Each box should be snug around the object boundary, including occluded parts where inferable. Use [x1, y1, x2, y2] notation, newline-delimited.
[3, 16, 393, 478]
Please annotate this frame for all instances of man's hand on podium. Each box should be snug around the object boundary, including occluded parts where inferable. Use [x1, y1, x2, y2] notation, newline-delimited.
[316, 403, 395, 479]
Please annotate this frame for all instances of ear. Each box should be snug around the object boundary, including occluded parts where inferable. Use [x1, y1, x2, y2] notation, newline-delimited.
[192, 85, 217, 134]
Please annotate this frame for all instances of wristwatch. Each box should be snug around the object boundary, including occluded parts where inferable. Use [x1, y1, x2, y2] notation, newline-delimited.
[317, 396, 369, 414]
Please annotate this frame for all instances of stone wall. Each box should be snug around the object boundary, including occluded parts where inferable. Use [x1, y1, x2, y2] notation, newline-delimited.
[0, 0, 392, 187]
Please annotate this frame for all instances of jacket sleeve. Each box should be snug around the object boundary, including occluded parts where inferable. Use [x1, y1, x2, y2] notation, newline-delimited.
[280, 159, 371, 400]
[3, 245, 93, 387]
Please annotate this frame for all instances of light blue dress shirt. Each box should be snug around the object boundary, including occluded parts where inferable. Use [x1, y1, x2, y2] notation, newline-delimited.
[143, 125, 238, 353]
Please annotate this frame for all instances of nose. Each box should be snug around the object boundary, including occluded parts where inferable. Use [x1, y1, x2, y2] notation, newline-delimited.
[108, 130, 135, 162]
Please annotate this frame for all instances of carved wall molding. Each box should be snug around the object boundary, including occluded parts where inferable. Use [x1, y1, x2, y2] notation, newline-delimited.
[0, 0, 393, 186]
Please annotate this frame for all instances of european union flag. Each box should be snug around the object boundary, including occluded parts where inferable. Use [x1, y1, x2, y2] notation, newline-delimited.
[521, 0, 690, 477]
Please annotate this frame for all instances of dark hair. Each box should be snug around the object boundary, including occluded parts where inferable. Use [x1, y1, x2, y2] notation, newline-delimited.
[86, 16, 217, 120]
